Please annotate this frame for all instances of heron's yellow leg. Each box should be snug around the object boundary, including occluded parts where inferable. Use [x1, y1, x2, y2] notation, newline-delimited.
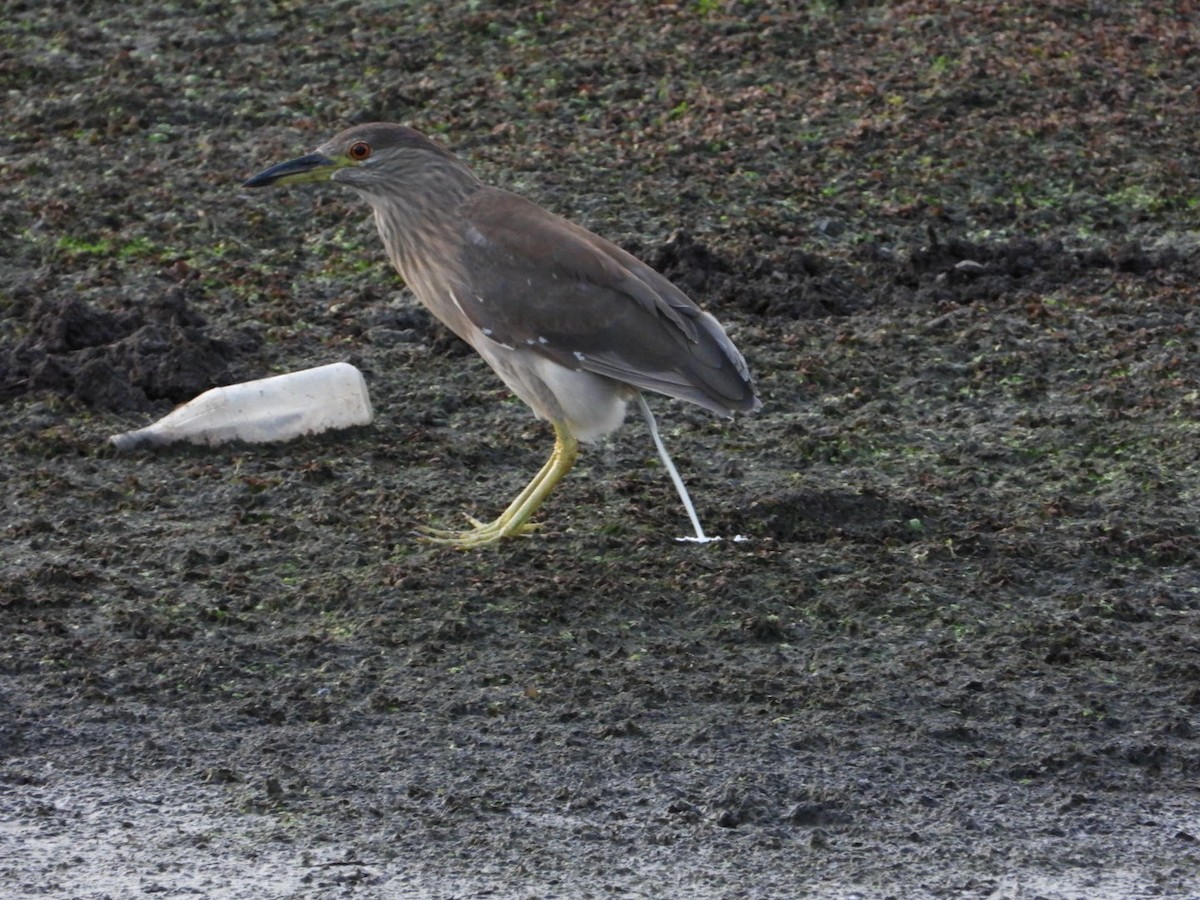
[417, 423, 580, 548]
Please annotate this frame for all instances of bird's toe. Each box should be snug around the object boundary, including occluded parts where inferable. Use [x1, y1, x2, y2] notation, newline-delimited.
[414, 514, 540, 548]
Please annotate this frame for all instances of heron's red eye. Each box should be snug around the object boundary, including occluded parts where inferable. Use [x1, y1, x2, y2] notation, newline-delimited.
[348, 141, 372, 161]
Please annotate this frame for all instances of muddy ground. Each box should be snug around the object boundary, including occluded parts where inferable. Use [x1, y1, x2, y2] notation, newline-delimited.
[2, 2, 1200, 897]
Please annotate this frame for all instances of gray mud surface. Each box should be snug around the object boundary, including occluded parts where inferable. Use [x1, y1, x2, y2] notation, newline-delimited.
[3, 3, 1199, 897]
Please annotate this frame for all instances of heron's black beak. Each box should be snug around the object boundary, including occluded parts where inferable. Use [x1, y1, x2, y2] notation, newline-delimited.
[243, 153, 341, 188]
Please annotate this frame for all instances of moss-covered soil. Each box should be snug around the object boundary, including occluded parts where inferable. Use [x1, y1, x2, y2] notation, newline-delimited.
[2, 2, 1199, 897]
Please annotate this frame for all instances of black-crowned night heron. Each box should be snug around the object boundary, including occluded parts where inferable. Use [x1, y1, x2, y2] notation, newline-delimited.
[244, 123, 759, 547]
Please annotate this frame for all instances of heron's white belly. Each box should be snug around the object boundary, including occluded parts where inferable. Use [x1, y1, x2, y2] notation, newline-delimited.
[474, 337, 629, 443]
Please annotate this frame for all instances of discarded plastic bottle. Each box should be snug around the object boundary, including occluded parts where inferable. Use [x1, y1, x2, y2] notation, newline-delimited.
[109, 362, 373, 451]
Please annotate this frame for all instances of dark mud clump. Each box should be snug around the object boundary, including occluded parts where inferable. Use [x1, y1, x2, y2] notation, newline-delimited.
[2, 285, 246, 411]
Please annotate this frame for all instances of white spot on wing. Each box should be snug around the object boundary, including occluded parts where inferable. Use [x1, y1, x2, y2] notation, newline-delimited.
[446, 289, 467, 320]
[573, 351, 587, 362]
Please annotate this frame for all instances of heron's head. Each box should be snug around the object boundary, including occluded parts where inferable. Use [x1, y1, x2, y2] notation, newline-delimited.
[243, 123, 470, 197]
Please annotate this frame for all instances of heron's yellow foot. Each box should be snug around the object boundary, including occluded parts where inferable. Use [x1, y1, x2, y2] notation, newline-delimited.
[415, 515, 540, 547]
[415, 424, 579, 549]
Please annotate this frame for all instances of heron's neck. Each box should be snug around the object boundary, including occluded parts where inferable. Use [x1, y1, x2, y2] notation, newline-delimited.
[368, 162, 480, 292]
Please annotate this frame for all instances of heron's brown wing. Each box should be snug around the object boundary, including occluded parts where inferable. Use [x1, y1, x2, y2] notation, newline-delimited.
[455, 187, 757, 415]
